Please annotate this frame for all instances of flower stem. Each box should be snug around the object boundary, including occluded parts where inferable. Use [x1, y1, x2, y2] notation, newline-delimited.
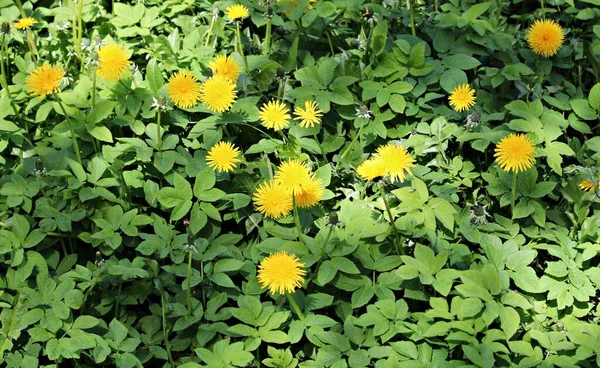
[204, 10, 216, 47]
[186, 248, 193, 316]
[293, 194, 304, 245]
[286, 293, 305, 323]
[540, 0, 545, 19]
[435, 0, 438, 12]
[156, 111, 162, 152]
[341, 118, 366, 160]
[161, 292, 175, 367]
[200, 261, 206, 309]
[264, 15, 272, 55]
[114, 279, 122, 319]
[409, 0, 416, 36]
[56, 98, 83, 166]
[0, 35, 22, 122]
[313, 131, 327, 163]
[511, 172, 517, 219]
[77, 0, 83, 57]
[379, 183, 403, 255]
[235, 23, 249, 74]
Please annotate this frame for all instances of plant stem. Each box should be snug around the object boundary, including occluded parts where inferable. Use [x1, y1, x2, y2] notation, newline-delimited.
[511, 172, 517, 219]
[264, 15, 272, 55]
[379, 183, 403, 255]
[409, 0, 416, 36]
[81, 268, 101, 313]
[161, 292, 175, 367]
[56, 98, 83, 166]
[340, 118, 366, 160]
[77, 0, 83, 58]
[435, 0, 439, 12]
[293, 194, 304, 245]
[286, 293, 305, 323]
[186, 249, 193, 316]
[497, 0, 504, 22]
[156, 111, 162, 152]
[200, 261, 206, 309]
[91, 66, 97, 108]
[326, 30, 335, 56]
[313, 131, 327, 163]
[235, 22, 249, 74]
[114, 280, 122, 319]
[540, 0, 545, 19]
[204, 10, 216, 47]
[1, 35, 22, 122]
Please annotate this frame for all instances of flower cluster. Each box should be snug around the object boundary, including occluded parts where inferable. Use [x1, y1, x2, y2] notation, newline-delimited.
[259, 100, 323, 130]
[253, 160, 324, 219]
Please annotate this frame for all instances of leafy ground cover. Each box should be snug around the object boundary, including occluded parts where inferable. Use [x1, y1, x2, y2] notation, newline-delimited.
[1, 0, 600, 367]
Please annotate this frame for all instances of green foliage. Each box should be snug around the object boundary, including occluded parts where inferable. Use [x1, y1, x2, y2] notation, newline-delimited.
[1, 0, 600, 367]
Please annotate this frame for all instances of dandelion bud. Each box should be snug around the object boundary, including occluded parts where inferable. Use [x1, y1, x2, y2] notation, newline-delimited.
[1, 21, 10, 35]
[277, 67, 285, 79]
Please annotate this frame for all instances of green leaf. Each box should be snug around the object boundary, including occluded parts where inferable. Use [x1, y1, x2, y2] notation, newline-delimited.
[89, 125, 114, 143]
[194, 167, 216, 196]
[109, 319, 128, 345]
[571, 99, 598, 120]
[462, 2, 491, 21]
[443, 54, 481, 70]
[146, 59, 164, 96]
[440, 68, 468, 93]
[389, 94, 406, 113]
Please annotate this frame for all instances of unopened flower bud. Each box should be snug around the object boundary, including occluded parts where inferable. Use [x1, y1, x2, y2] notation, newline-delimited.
[1, 22, 10, 35]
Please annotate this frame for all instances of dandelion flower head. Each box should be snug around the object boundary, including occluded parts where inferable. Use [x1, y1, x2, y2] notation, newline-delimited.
[295, 176, 324, 208]
[206, 141, 242, 172]
[494, 133, 536, 174]
[226, 4, 249, 20]
[357, 157, 385, 181]
[200, 76, 237, 113]
[14, 17, 36, 30]
[24, 64, 65, 98]
[253, 181, 293, 219]
[527, 19, 564, 58]
[208, 55, 242, 82]
[294, 100, 323, 128]
[375, 144, 416, 183]
[257, 251, 306, 295]
[449, 84, 476, 113]
[97, 44, 130, 81]
[259, 100, 291, 131]
[274, 159, 313, 195]
[166, 71, 202, 109]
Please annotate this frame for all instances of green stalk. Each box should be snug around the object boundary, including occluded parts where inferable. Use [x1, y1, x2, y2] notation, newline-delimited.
[56, 98, 83, 166]
[114, 280, 122, 319]
[326, 30, 335, 56]
[379, 183, 403, 255]
[435, 0, 439, 12]
[286, 293, 305, 323]
[204, 10, 216, 47]
[292, 194, 304, 245]
[511, 172, 517, 219]
[186, 249, 193, 316]
[91, 66, 97, 108]
[497, 0, 504, 22]
[200, 261, 206, 309]
[409, 0, 416, 36]
[13, 0, 26, 17]
[161, 292, 175, 367]
[540, 0, 545, 19]
[156, 111, 162, 152]
[313, 131, 327, 163]
[264, 15, 272, 55]
[77, 0, 83, 59]
[340, 118, 366, 160]
[72, 0, 77, 57]
[1, 35, 22, 122]
[235, 22, 249, 74]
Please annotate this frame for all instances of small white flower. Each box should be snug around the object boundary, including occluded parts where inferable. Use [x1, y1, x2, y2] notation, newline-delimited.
[464, 111, 481, 129]
[355, 105, 373, 120]
[152, 96, 168, 112]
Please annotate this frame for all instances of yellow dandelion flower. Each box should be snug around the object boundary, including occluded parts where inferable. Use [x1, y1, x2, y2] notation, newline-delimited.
[375, 144, 416, 183]
[97, 44, 130, 81]
[527, 19, 564, 58]
[295, 176, 324, 208]
[449, 84, 476, 112]
[259, 100, 291, 131]
[208, 55, 242, 82]
[357, 158, 385, 181]
[206, 141, 242, 172]
[253, 181, 293, 219]
[14, 17, 36, 30]
[494, 133, 536, 174]
[200, 76, 237, 113]
[166, 71, 201, 109]
[579, 178, 598, 192]
[293, 100, 323, 128]
[24, 64, 65, 98]
[226, 4, 249, 20]
[257, 251, 306, 295]
[274, 159, 313, 195]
